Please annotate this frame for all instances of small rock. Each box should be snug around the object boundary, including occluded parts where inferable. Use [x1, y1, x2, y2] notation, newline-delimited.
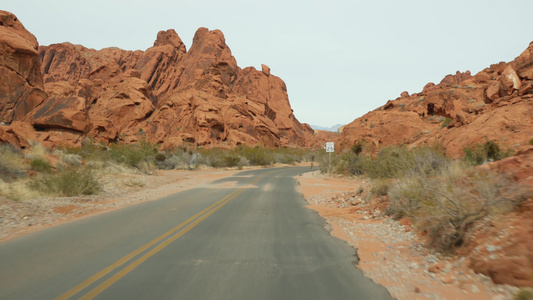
[470, 285, 480, 293]
[486, 245, 497, 252]
[428, 262, 445, 274]
[440, 275, 455, 284]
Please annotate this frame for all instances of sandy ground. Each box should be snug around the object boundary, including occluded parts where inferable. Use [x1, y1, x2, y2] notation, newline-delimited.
[0, 168, 242, 241]
[296, 170, 518, 300]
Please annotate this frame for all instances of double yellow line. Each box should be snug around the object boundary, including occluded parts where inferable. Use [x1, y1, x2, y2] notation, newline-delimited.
[57, 171, 273, 300]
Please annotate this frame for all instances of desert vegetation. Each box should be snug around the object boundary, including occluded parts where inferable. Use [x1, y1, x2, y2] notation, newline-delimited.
[0, 140, 315, 200]
[318, 140, 531, 253]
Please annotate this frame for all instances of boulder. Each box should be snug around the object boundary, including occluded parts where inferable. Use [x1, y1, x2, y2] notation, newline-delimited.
[500, 66, 522, 93]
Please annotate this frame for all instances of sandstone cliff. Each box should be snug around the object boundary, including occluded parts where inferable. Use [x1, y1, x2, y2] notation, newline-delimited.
[0, 11, 314, 149]
[339, 44, 533, 157]
[0, 11, 47, 148]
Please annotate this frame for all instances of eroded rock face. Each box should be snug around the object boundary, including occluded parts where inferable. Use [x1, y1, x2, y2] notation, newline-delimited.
[0, 10, 46, 125]
[467, 146, 533, 286]
[0, 13, 313, 149]
[339, 42, 533, 157]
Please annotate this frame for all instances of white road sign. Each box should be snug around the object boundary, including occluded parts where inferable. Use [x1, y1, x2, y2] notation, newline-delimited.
[325, 142, 335, 153]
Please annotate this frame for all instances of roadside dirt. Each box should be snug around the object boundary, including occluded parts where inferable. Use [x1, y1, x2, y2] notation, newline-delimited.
[0, 168, 241, 241]
[297, 170, 519, 300]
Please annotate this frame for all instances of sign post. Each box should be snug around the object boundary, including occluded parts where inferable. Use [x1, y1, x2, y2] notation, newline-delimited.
[325, 142, 334, 172]
[325, 142, 334, 153]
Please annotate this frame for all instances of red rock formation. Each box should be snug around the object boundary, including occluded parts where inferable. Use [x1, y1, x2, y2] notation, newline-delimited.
[0, 12, 314, 149]
[0, 10, 46, 125]
[339, 42, 533, 157]
[465, 146, 533, 286]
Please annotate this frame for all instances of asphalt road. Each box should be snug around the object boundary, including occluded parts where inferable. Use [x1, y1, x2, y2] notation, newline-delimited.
[0, 167, 392, 299]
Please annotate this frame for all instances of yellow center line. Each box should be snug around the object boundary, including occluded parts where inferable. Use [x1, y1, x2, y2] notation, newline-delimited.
[57, 170, 275, 300]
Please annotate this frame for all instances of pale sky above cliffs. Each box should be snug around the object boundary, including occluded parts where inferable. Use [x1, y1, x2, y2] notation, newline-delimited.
[3, 0, 532, 127]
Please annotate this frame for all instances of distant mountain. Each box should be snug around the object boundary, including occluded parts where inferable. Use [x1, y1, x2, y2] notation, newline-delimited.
[310, 124, 344, 132]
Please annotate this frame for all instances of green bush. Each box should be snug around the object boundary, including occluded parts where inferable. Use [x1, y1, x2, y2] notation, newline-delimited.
[361, 146, 447, 179]
[529, 138, 533, 145]
[463, 140, 513, 166]
[30, 158, 51, 173]
[441, 118, 452, 128]
[28, 168, 101, 197]
[515, 288, 533, 300]
[337, 151, 363, 175]
[224, 153, 241, 167]
[235, 145, 275, 166]
[108, 140, 159, 172]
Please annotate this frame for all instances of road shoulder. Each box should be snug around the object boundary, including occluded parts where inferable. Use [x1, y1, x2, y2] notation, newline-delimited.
[296, 170, 517, 300]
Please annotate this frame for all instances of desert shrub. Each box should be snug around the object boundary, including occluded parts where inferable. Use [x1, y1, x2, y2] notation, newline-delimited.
[0, 143, 27, 182]
[30, 158, 51, 173]
[62, 154, 83, 166]
[108, 140, 159, 172]
[26, 141, 49, 160]
[463, 140, 513, 166]
[28, 168, 101, 197]
[371, 179, 391, 196]
[389, 162, 530, 252]
[336, 151, 363, 175]
[317, 150, 338, 173]
[235, 145, 275, 166]
[515, 288, 533, 300]
[0, 180, 39, 201]
[361, 146, 447, 179]
[198, 148, 227, 168]
[351, 141, 364, 155]
[271, 147, 307, 165]
[441, 118, 452, 128]
[236, 157, 250, 169]
[224, 153, 241, 167]
[64, 140, 109, 162]
[529, 138, 533, 145]
[154, 152, 167, 163]
[156, 155, 180, 170]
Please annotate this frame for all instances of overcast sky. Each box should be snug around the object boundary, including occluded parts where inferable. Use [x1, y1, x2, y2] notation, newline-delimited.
[3, 0, 532, 127]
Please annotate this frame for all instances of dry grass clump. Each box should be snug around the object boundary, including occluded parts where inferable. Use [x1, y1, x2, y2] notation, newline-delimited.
[27, 167, 101, 197]
[0, 143, 27, 182]
[0, 180, 39, 201]
[388, 161, 530, 252]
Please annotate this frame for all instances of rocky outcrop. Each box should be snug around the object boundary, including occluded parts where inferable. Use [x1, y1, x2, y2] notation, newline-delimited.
[0, 11, 314, 149]
[0, 10, 47, 126]
[339, 42, 533, 157]
[466, 146, 533, 286]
